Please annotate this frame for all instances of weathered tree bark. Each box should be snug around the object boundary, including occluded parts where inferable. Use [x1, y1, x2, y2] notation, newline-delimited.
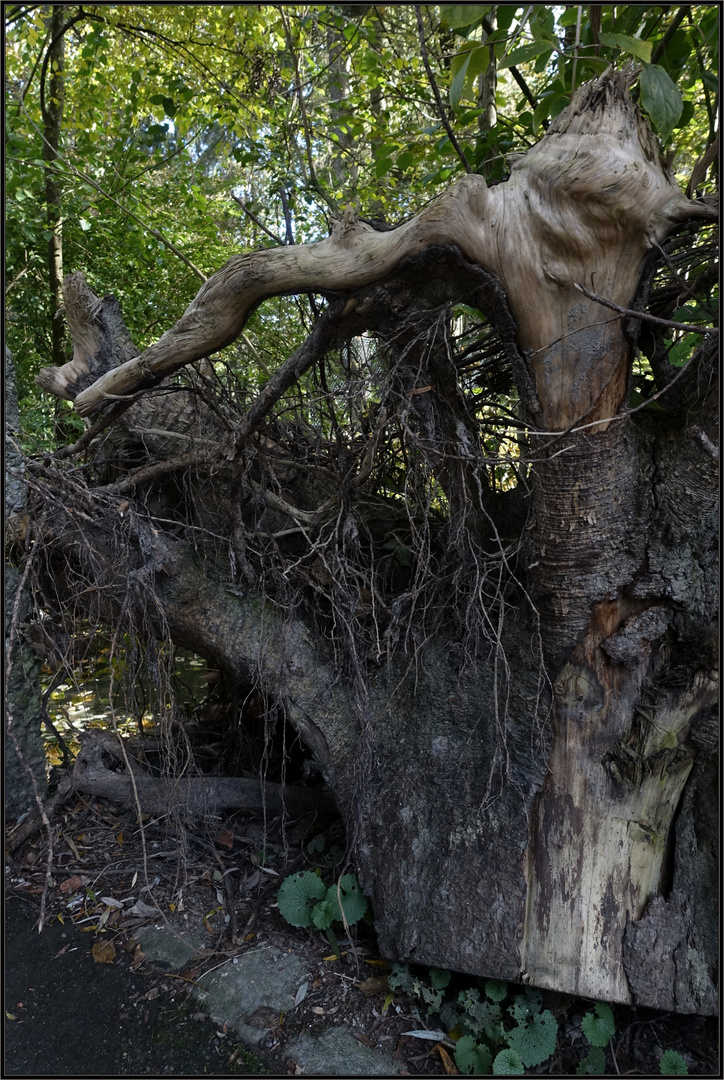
[33, 70, 718, 1012]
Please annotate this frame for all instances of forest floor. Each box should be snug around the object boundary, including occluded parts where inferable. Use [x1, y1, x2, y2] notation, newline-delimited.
[5, 793, 720, 1077]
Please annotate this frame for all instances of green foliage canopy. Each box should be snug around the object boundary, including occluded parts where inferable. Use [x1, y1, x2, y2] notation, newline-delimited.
[5, 4, 718, 449]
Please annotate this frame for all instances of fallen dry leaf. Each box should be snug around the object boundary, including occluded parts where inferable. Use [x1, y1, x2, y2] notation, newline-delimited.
[51, 944, 75, 960]
[125, 899, 157, 917]
[91, 940, 116, 964]
[59, 875, 84, 895]
[435, 1043, 459, 1075]
[216, 828, 234, 849]
[355, 975, 389, 996]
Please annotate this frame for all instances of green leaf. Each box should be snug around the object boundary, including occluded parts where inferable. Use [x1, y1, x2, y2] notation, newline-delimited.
[639, 63, 684, 143]
[485, 978, 508, 1002]
[450, 43, 489, 110]
[420, 984, 445, 1012]
[497, 6, 518, 31]
[499, 41, 555, 70]
[660, 1049, 688, 1075]
[493, 1047, 525, 1075]
[458, 987, 501, 1035]
[577, 1046, 607, 1074]
[506, 1009, 558, 1067]
[599, 31, 653, 64]
[440, 5, 492, 31]
[311, 897, 337, 929]
[508, 989, 541, 1023]
[429, 967, 451, 990]
[675, 99, 695, 129]
[455, 1035, 493, 1075]
[388, 963, 413, 993]
[452, 303, 485, 321]
[277, 870, 326, 927]
[667, 333, 699, 368]
[558, 6, 582, 27]
[325, 874, 367, 926]
[582, 1002, 616, 1048]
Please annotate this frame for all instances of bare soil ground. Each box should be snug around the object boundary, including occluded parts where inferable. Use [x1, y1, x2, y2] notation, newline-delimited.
[5, 793, 719, 1076]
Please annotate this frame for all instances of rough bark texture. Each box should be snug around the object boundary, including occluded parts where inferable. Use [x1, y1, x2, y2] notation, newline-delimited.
[28, 69, 718, 1012]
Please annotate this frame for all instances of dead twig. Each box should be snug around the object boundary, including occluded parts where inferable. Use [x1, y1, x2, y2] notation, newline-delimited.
[414, 5, 471, 174]
[573, 282, 718, 335]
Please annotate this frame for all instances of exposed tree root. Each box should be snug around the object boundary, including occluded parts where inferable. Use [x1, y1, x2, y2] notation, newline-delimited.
[71, 731, 338, 819]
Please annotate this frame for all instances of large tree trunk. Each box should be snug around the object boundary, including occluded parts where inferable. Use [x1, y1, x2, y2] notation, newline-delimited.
[32, 69, 718, 1012]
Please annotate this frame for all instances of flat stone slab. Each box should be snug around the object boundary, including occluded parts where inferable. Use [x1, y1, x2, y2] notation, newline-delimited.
[194, 946, 308, 1047]
[133, 926, 207, 972]
[290, 1025, 397, 1075]
[129, 931, 399, 1073]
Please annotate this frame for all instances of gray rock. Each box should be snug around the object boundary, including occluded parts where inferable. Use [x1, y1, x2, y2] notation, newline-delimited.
[129, 930, 399, 1073]
[290, 1025, 397, 1075]
[134, 926, 207, 972]
[195, 946, 308, 1047]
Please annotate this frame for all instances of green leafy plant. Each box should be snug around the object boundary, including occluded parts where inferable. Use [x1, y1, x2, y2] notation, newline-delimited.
[492, 1047, 526, 1075]
[390, 968, 692, 1077]
[506, 1008, 558, 1067]
[276, 869, 326, 927]
[576, 1044, 607, 1075]
[388, 962, 451, 1017]
[387, 970, 560, 1075]
[660, 1049, 688, 1076]
[277, 869, 368, 955]
[455, 1034, 492, 1075]
[581, 1001, 616, 1048]
[576, 1001, 615, 1074]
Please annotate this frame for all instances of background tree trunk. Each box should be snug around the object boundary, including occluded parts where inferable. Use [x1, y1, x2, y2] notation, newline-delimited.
[5, 347, 47, 818]
[41, 5, 74, 447]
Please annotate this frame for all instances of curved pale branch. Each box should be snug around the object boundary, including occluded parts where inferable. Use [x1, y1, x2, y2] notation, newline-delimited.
[37, 69, 715, 432]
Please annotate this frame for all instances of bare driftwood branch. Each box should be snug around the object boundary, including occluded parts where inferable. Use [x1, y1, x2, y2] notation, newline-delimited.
[35, 70, 713, 436]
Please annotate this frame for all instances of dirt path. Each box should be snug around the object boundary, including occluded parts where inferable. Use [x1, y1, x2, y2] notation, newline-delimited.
[4, 895, 263, 1076]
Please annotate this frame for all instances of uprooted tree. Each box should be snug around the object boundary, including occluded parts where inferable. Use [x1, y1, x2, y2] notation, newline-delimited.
[10, 68, 718, 1013]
